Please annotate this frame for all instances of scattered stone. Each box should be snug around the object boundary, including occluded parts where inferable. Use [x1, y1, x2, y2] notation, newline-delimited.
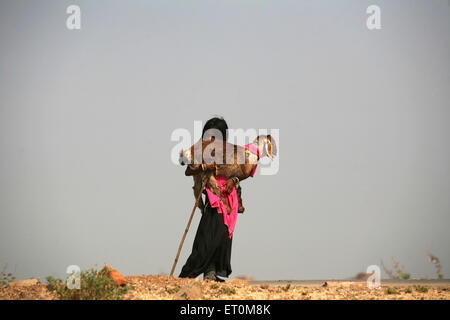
[103, 264, 126, 286]
[8, 279, 39, 287]
[228, 278, 249, 287]
[173, 280, 203, 300]
[354, 272, 373, 280]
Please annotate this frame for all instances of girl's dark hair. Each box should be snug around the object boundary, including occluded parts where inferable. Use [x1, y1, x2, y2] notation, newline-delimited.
[202, 117, 228, 141]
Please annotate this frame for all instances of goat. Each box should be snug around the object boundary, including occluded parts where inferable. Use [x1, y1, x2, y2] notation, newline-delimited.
[179, 135, 277, 214]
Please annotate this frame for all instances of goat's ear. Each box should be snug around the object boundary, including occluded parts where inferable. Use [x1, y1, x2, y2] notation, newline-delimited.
[267, 135, 277, 157]
[265, 137, 273, 159]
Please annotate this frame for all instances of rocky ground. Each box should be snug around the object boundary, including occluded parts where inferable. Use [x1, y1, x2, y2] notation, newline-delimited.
[1, 275, 449, 300]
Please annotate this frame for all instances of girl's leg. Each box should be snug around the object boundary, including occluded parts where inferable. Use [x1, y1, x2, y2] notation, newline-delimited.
[179, 198, 232, 279]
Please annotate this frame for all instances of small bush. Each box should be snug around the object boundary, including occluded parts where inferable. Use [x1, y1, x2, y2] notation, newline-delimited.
[46, 267, 131, 300]
[0, 263, 16, 288]
[386, 287, 400, 295]
[427, 252, 444, 279]
[380, 258, 410, 280]
[401, 273, 411, 280]
[220, 287, 236, 295]
[405, 288, 412, 294]
[167, 286, 180, 294]
[415, 285, 428, 293]
[282, 283, 291, 292]
[210, 283, 219, 290]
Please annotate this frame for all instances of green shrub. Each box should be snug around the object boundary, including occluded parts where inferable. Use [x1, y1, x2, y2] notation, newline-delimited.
[167, 286, 180, 294]
[380, 258, 410, 280]
[282, 283, 291, 292]
[400, 273, 411, 280]
[210, 283, 219, 290]
[46, 267, 131, 300]
[386, 287, 400, 295]
[220, 287, 236, 295]
[415, 285, 428, 293]
[0, 263, 16, 288]
[427, 252, 444, 279]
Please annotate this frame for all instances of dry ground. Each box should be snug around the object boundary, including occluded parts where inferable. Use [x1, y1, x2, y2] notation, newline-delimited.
[1, 275, 449, 300]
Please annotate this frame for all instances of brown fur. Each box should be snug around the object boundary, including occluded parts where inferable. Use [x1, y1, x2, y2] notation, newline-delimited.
[179, 135, 277, 214]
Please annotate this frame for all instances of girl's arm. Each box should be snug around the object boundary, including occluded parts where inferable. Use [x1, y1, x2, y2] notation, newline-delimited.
[222, 177, 245, 194]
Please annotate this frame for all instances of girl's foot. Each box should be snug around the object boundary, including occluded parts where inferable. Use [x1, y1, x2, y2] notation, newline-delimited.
[203, 270, 216, 281]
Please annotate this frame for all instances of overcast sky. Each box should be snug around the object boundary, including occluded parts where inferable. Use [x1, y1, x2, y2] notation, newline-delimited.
[1, 0, 449, 281]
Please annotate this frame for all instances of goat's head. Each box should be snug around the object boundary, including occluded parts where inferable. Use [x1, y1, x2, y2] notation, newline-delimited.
[254, 135, 277, 159]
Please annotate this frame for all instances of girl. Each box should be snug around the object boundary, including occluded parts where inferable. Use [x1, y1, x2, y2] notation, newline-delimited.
[179, 117, 239, 281]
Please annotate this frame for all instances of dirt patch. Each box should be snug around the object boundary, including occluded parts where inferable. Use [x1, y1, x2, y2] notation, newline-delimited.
[0, 283, 57, 300]
[1, 275, 449, 300]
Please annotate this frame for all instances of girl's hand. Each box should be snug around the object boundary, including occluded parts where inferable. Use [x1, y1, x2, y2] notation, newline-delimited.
[222, 179, 235, 194]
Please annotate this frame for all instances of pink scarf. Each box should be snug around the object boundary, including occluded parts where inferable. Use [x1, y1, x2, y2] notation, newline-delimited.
[205, 144, 260, 239]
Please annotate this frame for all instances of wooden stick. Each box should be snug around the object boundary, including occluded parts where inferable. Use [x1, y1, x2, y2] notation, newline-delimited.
[170, 177, 207, 277]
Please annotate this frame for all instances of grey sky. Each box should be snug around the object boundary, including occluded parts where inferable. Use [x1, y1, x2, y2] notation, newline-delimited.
[1, 0, 449, 281]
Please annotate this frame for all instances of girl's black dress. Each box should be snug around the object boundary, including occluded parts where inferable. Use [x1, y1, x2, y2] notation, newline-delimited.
[179, 192, 232, 278]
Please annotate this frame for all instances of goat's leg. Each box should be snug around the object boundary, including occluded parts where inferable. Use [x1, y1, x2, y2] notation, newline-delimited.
[236, 185, 245, 213]
[193, 174, 205, 213]
[207, 175, 231, 214]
